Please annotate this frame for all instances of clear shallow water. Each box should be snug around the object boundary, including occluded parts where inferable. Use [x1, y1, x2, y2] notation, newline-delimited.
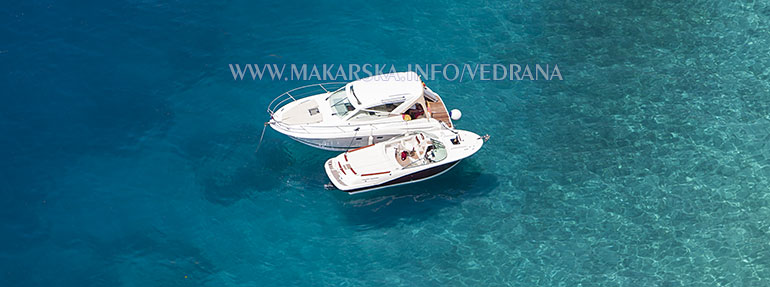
[2, 0, 770, 286]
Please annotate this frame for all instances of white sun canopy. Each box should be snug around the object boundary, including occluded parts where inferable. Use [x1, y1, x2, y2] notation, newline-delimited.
[346, 71, 424, 114]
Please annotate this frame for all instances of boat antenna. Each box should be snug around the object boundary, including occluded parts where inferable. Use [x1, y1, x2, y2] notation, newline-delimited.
[344, 127, 361, 152]
[255, 121, 269, 153]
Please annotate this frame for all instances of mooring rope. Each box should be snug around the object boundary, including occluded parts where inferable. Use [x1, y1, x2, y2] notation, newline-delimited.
[255, 122, 269, 153]
[344, 127, 361, 152]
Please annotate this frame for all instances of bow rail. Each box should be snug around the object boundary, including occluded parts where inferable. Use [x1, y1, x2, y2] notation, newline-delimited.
[267, 82, 347, 116]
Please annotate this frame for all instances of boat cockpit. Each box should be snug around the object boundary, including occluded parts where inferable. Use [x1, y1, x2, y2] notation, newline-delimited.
[325, 78, 435, 123]
[389, 132, 448, 169]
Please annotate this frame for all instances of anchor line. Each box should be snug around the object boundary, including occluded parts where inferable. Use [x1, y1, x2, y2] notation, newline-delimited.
[344, 127, 361, 152]
[255, 121, 269, 153]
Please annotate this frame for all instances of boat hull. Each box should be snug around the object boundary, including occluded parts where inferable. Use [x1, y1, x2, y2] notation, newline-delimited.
[269, 118, 445, 151]
[290, 135, 400, 151]
[339, 160, 460, 194]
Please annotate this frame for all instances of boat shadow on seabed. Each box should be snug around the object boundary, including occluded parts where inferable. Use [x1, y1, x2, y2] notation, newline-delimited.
[333, 159, 499, 230]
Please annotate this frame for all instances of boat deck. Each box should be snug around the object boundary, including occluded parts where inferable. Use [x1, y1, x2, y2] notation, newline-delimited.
[427, 97, 453, 128]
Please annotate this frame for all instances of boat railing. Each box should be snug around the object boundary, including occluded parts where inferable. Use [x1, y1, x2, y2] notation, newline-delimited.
[269, 117, 444, 135]
[270, 120, 382, 134]
[269, 120, 350, 134]
[267, 82, 347, 116]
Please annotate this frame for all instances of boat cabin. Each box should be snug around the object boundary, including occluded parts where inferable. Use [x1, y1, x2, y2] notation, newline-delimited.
[327, 72, 452, 126]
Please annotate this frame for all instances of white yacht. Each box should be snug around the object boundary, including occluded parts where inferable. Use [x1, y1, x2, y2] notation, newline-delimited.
[267, 72, 455, 151]
[324, 129, 487, 194]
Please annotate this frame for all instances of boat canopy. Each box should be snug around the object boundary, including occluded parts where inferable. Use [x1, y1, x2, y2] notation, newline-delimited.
[345, 71, 423, 114]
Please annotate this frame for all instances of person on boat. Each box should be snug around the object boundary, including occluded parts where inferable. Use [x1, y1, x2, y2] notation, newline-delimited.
[406, 103, 425, 119]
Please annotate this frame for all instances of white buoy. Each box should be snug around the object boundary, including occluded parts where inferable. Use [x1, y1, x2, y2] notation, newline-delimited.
[450, 109, 462, 121]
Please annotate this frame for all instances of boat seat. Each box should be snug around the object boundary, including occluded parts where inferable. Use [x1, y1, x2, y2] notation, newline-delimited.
[394, 147, 411, 167]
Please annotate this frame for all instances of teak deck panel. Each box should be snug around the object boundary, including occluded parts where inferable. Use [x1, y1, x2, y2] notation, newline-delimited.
[428, 97, 452, 128]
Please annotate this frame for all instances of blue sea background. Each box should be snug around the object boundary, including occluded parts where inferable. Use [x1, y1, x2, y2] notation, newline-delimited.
[2, 0, 770, 286]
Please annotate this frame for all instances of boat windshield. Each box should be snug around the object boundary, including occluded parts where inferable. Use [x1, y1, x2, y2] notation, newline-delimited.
[408, 137, 447, 167]
[328, 89, 354, 117]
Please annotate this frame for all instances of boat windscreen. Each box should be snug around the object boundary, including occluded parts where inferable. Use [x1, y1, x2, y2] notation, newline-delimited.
[329, 90, 354, 117]
[403, 138, 447, 168]
[427, 140, 448, 162]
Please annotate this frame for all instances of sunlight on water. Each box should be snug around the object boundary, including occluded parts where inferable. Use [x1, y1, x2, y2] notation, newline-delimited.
[2, 0, 769, 286]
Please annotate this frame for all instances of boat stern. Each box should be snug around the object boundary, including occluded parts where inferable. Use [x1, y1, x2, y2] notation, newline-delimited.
[324, 157, 348, 190]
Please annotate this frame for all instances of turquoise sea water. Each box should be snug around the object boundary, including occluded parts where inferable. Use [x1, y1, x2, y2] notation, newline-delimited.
[3, 0, 770, 286]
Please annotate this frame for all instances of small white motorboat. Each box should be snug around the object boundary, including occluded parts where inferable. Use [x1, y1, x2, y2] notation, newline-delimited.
[324, 129, 487, 194]
[267, 72, 456, 151]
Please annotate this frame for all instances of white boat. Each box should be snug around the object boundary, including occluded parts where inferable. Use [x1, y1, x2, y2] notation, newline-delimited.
[267, 72, 455, 151]
[324, 129, 487, 194]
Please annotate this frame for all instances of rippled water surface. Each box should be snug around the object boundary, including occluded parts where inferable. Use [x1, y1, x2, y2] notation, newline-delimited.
[2, 0, 770, 286]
